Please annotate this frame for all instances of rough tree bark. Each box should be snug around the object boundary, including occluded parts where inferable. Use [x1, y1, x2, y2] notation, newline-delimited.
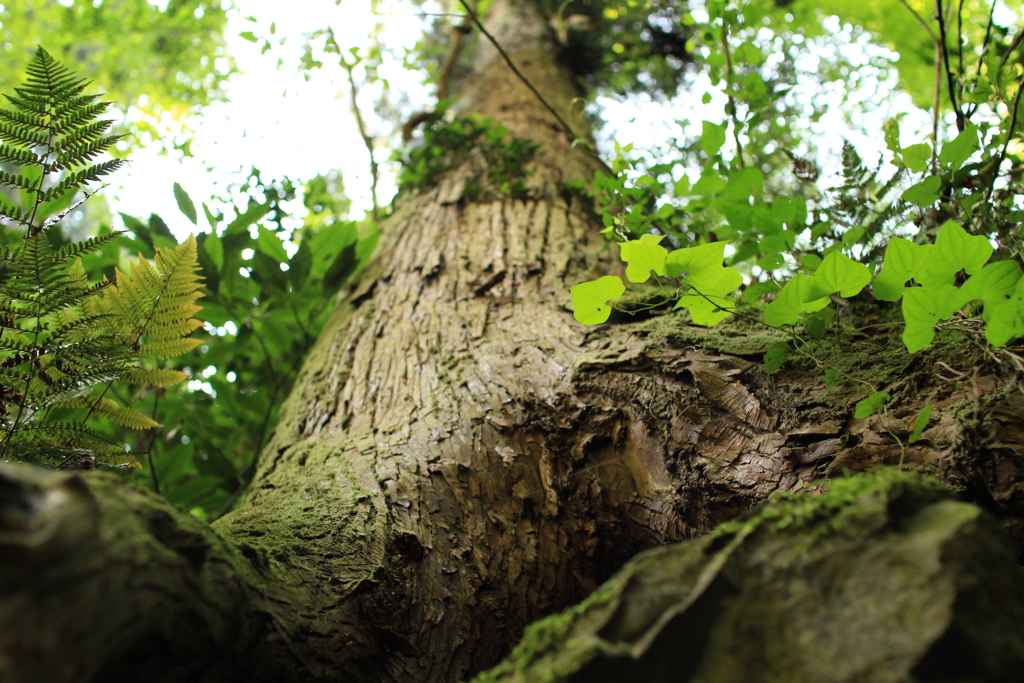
[3, 0, 1024, 681]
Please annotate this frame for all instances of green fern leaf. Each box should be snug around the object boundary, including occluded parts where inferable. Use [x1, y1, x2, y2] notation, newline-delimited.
[56, 396, 160, 429]
[38, 160, 125, 203]
[0, 196, 28, 225]
[140, 337, 204, 359]
[0, 107, 48, 131]
[122, 367, 189, 387]
[0, 122, 49, 147]
[0, 144, 39, 167]
[0, 169, 39, 193]
[94, 234, 204, 358]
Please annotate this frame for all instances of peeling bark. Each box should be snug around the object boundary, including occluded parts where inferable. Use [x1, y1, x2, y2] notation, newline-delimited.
[3, 0, 1024, 681]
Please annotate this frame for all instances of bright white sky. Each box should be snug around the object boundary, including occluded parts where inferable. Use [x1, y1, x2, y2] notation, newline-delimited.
[112, 0, 431, 238]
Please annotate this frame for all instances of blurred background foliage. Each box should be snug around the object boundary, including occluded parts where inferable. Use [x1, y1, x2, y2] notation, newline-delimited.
[0, 0, 232, 118]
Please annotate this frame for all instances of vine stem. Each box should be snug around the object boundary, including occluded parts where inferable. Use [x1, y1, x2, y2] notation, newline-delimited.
[721, 21, 745, 168]
[984, 73, 1024, 207]
[339, 51, 381, 222]
[895, 0, 942, 170]
[935, 0, 965, 131]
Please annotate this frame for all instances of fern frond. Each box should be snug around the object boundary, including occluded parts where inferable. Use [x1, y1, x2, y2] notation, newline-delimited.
[122, 367, 189, 387]
[0, 169, 40, 193]
[54, 119, 114, 149]
[21, 47, 87, 96]
[50, 99, 107, 132]
[56, 396, 160, 429]
[0, 144, 39, 167]
[0, 197, 28, 225]
[140, 337, 204, 359]
[50, 136, 124, 173]
[38, 160, 124, 203]
[0, 121, 48, 147]
[45, 314, 118, 346]
[0, 107, 48, 132]
[32, 368, 128, 408]
[93, 235, 204, 358]
[57, 230, 124, 261]
[12, 420, 121, 445]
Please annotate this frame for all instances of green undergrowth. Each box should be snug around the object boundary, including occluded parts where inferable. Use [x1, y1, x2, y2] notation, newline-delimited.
[633, 302, 788, 355]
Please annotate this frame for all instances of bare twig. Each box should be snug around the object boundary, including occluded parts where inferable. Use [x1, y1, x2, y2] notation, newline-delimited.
[965, 0, 998, 119]
[936, 0, 965, 130]
[897, 0, 943, 169]
[722, 21, 745, 168]
[341, 58, 381, 222]
[984, 73, 1024, 206]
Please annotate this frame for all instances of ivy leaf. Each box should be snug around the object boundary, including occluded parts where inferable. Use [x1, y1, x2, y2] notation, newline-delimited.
[908, 404, 934, 444]
[619, 234, 667, 283]
[938, 122, 979, 171]
[803, 307, 834, 339]
[960, 260, 1023, 305]
[700, 120, 727, 156]
[873, 238, 924, 301]
[764, 275, 828, 327]
[692, 169, 726, 195]
[664, 241, 726, 285]
[203, 230, 224, 271]
[900, 143, 932, 173]
[571, 276, 625, 325]
[934, 220, 993, 276]
[722, 167, 764, 200]
[902, 175, 942, 205]
[257, 226, 290, 264]
[984, 276, 1024, 347]
[901, 281, 969, 353]
[806, 250, 871, 299]
[855, 391, 891, 419]
[764, 341, 789, 374]
[674, 267, 742, 326]
[173, 182, 198, 225]
[823, 368, 842, 390]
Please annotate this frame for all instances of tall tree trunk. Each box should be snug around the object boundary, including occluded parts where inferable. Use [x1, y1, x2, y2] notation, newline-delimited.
[4, 0, 1024, 681]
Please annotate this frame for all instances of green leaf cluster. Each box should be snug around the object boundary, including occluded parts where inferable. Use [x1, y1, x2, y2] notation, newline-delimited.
[397, 115, 539, 200]
[569, 0, 1024, 389]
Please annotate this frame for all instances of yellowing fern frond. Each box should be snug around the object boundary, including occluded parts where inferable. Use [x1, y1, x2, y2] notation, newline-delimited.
[58, 395, 160, 429]
[93, 234, 204, 359]
[122, 367, 189, 387]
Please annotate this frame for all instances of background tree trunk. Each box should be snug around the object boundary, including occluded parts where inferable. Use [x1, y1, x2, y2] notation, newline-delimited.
[4, 0, 1024, 681]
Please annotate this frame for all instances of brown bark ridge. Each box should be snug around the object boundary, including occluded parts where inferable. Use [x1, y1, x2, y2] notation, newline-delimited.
[3, 0, 1024, 680]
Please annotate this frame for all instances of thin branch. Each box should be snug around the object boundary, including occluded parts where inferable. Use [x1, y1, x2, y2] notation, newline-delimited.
[146, 390, 160, 494]
[455, 0, 578, 144]
[984, 73, 1024, 206]
[956, 0, 965, 86]
[896, 0, 942, 168]
[897, 0, 939, 43]
[965, 0, 998, 119]
[936, 0, 965, 130]
[341, 60, 380, 222]
[933, 42, 943, 171]
[721, 21, 745, 168]
[996, 27, 1024, 97]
